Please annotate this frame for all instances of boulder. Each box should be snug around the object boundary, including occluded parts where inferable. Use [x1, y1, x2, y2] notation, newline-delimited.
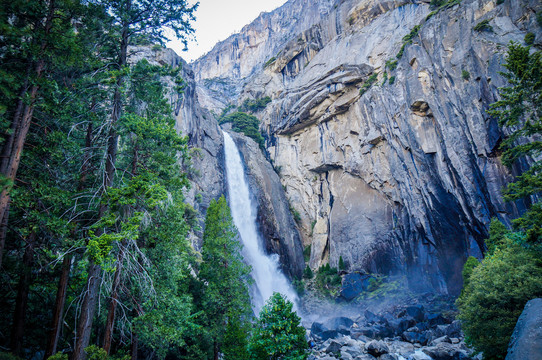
[327, 316, 355, 329]
[422, 342, 470, 360]
[325, 340, 342, 354]
[427, 313, 448, 326]
[364, 309, 379, 324]
[320, 330, 340, 341]
[506, 298, 542, 360]
[402, 330, 432, 345]
[365, 340, 389, 357]
[311, 322, 328, 336]
[430, 335, 452, 345]
[406, 305, 426, 322]
[379, 355, 400, 360]
[388, 317, 416, 335]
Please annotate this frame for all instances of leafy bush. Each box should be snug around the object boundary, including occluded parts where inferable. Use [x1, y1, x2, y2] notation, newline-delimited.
[462, 69, 470, 80]
[474, 19, 492, 32]
[303, 245, 311, 262]
[496, 0, 504, 4]
[386, 59, 398, 71]
[249, 293, 308, 360]
[219, 111, 265, 149]
[315, 264, 341, 297]
[524, 32, 535, 45]
[457, 233, 542, 359]
[239, 96, 272, 113]
[303, 265, 314, 279]
[359, 73, 378, 95]
[538, 12, 542, 27]
[389, 76, 396, 85]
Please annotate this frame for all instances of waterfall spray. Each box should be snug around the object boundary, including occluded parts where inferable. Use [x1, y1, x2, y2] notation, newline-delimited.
[222, 131, 299, 312]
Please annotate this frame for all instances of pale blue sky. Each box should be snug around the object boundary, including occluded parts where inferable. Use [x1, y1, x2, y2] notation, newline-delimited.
[168, 0, 289, 63]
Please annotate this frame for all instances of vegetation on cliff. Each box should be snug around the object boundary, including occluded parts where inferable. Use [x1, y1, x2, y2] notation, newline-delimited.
[458, 43, 542, 359]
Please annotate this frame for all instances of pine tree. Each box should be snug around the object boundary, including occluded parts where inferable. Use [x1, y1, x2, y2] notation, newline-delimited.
[198, 196, 252, 360]
[249, 292, 308, 360]
[488, 42, 542, 244]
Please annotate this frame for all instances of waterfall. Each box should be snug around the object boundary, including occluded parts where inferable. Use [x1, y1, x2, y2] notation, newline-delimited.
[222, 131, 299, 312]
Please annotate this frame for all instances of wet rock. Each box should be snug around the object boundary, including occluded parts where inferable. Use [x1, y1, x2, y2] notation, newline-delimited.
[506, 298, 542, 360]
[364, 309, 379, 324]
[365, 340, 389, 357]
[379, 354, 400, 360]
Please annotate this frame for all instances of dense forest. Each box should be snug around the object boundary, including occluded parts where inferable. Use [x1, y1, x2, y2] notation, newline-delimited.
[0, 0, 305, 359]
[0, 0, 541, 359]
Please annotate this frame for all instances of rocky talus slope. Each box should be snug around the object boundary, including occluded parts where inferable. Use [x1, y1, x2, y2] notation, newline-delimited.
[189, 0, 541, 293]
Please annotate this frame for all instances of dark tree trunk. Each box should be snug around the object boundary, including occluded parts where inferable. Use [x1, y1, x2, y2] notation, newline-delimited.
[103, 244, 125, 354]
[10, 232, 36, 355]
[130, 335, 138, 360]
[72, 17, 130, 360]
[45, 255, 72, 358]
[73, 261, 102, 360]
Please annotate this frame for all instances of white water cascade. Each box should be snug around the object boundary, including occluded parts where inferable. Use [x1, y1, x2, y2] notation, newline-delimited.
[222, 131, 299, 312]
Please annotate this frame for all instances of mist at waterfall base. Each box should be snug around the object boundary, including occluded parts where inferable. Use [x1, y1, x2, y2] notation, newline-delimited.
[222, 131, 299, 313]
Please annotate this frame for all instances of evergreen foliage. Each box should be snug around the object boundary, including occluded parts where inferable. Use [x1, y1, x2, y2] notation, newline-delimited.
[457, 232, 542, 359]
[459, 42, 542, 359]
[197, 196, 253, 360]
[219, 112, 265, 149]
[249, 293, 308, 360]
[488, 42, 542, 244]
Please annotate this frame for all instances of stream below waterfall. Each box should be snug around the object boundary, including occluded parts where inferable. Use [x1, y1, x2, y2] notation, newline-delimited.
[222, 131, 299, 313]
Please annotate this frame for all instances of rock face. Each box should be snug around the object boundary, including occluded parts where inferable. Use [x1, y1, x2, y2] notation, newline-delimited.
[190, 0, 542, 293]
[506, 298, 542, 360]
[228, 132, 305, 278]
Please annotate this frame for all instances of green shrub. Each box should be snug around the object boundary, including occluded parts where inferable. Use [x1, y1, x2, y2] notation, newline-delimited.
[462, 69, 470, 80]
[293, 278, 305, 295]
[461, 256, 479, 289]
[386, 59, 398, 71]
[381, 72, 388, 85]
[47, 353, 68, 360]
[457, 235, 542, 359]
[303, 265, 314, 279]
[263, 57, 276, 68]
[303, 244, 311, 262]
[239, 96, 272, 113]
[289, 203, 301, 224]
[359, 73, 378, 95]
[496, 0, 504, 4]
[389, 76, 396, 85]
[315, 264, 341, 297]
[430, 0, 446, 8]
[338, 256, 345, 270]
[219, 112, 265, 150]
[249, 293, 308, 360]
[474, 19, 492, 32]
[525, 32, 535, 45]
[538, 12, 542, 27]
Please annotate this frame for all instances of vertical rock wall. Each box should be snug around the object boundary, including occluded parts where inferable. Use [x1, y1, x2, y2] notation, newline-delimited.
[189, 0, 542, 293]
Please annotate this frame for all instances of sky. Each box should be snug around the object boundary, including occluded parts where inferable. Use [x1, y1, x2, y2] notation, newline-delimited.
[167, 0, 289, 63]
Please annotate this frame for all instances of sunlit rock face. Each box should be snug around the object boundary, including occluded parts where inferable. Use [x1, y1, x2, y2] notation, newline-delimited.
[189, 0, 541, 293]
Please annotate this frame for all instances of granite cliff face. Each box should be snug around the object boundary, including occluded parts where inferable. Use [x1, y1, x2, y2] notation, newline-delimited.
[187, 0, 541, 293]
